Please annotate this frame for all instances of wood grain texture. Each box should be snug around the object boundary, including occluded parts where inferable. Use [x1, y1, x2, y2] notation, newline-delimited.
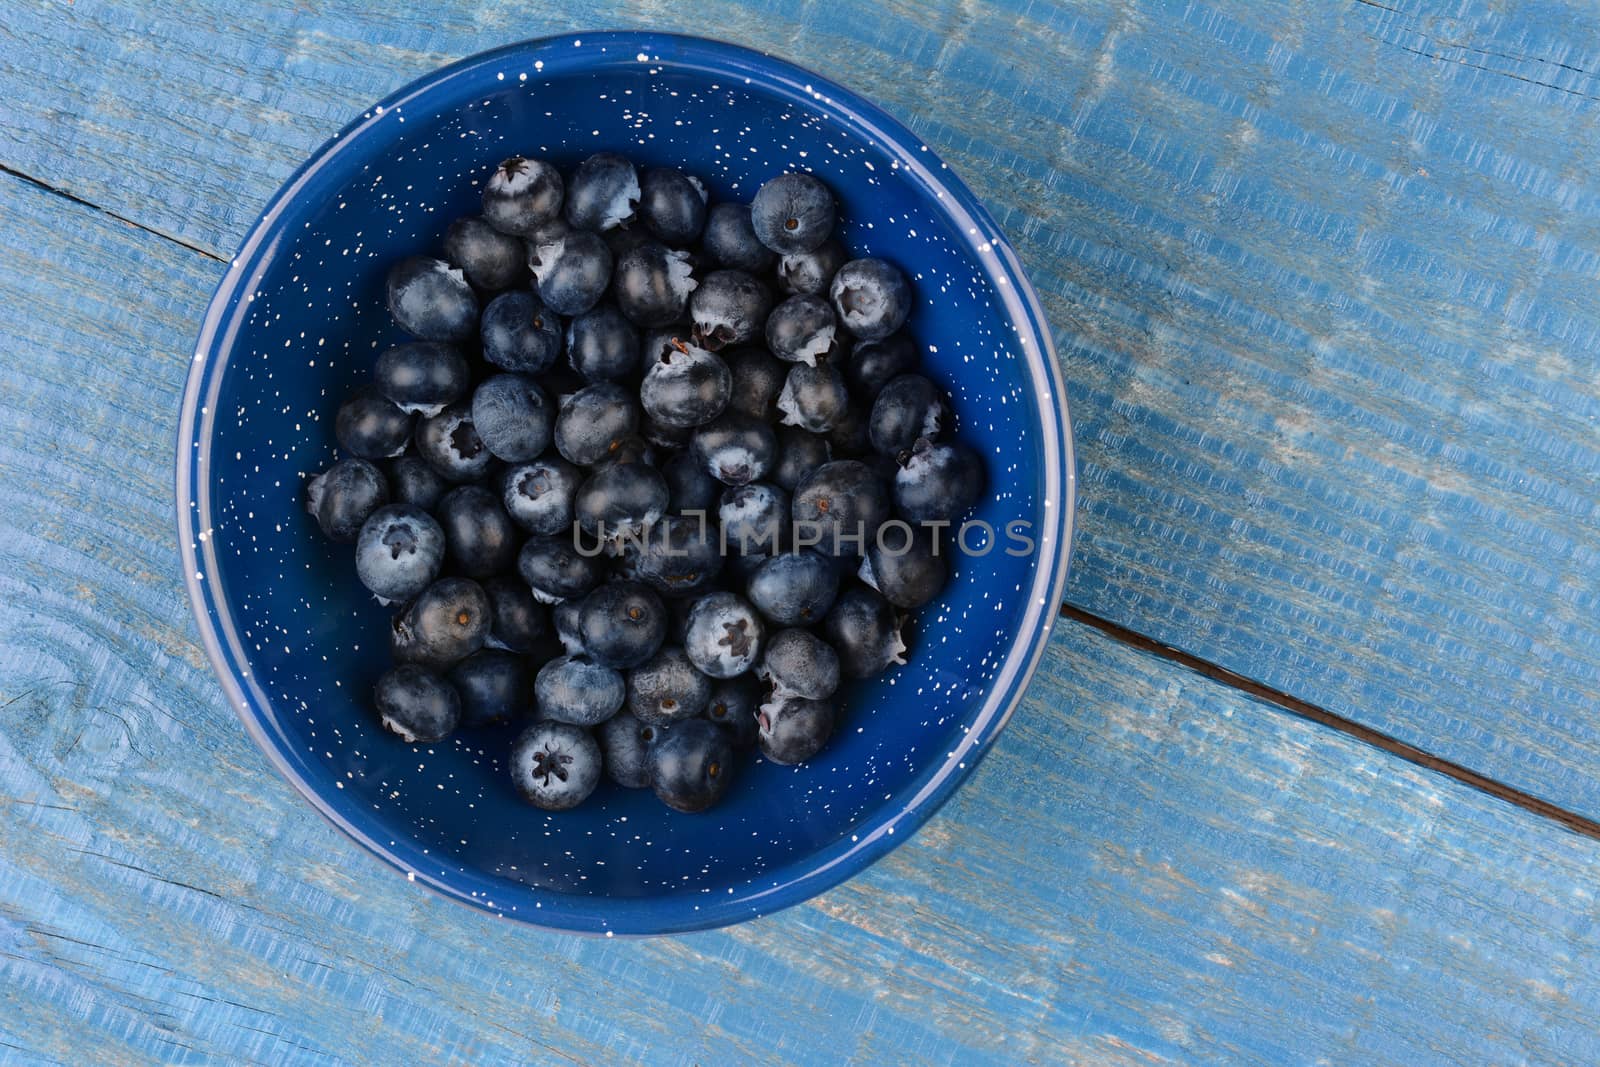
[4, 0, 1600, 820]
[3, 170, 1599, 1063]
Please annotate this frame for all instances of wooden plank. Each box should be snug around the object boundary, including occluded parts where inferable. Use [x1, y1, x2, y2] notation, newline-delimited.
[4, 0, 1600, 819]
[3, 172, 1599, 1062]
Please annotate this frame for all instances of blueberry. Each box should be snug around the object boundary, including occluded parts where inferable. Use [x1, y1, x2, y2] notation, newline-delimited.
[868, 373, 950, 455]
[374, 342, 470, 416]
[632, 515, 724, 597]
[751, 172, 836, 255]
[391, 577, 491, 666]
[823, 585, 907, 679]
[517, 535, 604, 603]
[552, 597, 587, 655]
[529, 230, 613, 316]
[757, 693, 836, 765]
[615, 242, 698, 327]
[690, 270, 772, 351]
[468, 373, 552, 463]
[502, 457, 582, 535]
[719, 482, 789, 556]
[444, 215, 527, 290]
[628, 646, 712, 725]
[758, 628, 841, 700]
[662, 451, 720, 515]
[374, 664, 461, 744]
[831, 258, 911, 342]
[481, 291, 562, 374]
[746, 550, 838, 625]
[703, 674, 762, 749]
[575, 461, 668, 542]
[765, 294, 838, 366]
[510, 721, 601, 811]
[894, 438, 985, 524]
[483, 574, 547, 652]
[792, 460, 891, 557]
[436, 485, 518, 579]
[862, 523, 949, 609]
[844, 333, 918, 399]
[690, 412, 777, 486]
[771, 427, 831, 491]
[702, 202, 777, 274]
[306, 457, 388, 543]
[535, 654, 626, 725]
[723, 345, 788, 420]
[640, 339, 731, 429]
[683, 591, 765, 678]
[481, 156, 564, 236]
[336, 385, 414, 459]
[448, 649, 530, 728]
[777, 239, 846, 297]
[387, 256, 478, 343]
[639, 167, 708, 245]
[649, 718, 733, 813]
[554, 382, 640, 466]
[388, 454, 449, 511]
[578, 580, 668, 669]
[565, 303, 640, 382]
[415, 403, 493, 482]
[777, 363, 851, 434]
[564, 152, 640, 231]
[355, 503, 445, 602]
[598, 709, 665, 788]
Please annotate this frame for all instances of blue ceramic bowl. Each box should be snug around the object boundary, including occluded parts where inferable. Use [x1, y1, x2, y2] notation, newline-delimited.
[177, 32, 1075, 935]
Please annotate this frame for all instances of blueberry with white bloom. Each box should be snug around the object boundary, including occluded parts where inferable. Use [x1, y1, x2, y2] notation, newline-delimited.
[751, 172, 836, 255]
[564, 152, 640, 231]
[683, 591, 765, 678]
[470, 373, 552, 462]
[702, 202, 776, 274]
[336, 386, 413, 459]
[765, 293, 837, 366]
[387, 256, 478, 342]
[690, 411, 777, 487]
[640, 339, 731, 429]
[615, 242, 698, 327]
[639, 167, 707, 245]
[374, 664, 461, 744]
[444, 215, 527, 290]
[481, 155, 564, 236]
[830, 257, 911, 342]
[355, 503, 444, 602]
[306, 458, 388, 543]
[481, 291, 562, 374]
[529, 229, 613, 316]
[690, 270, 772, 351]
[502, 457, 582, 535]
[374, 342, 469, 416]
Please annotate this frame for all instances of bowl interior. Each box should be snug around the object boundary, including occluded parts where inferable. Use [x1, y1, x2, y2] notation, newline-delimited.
[186, 35, 1068, 933]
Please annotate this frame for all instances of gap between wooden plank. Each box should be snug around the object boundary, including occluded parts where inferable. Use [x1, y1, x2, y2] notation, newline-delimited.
[0, 164, 224, 263]
[9, 157, 1592, 844]
[1061, 604, 1600, 841]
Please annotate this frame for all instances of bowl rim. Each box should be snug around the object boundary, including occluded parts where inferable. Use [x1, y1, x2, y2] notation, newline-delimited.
[176, 30, 1077, 936]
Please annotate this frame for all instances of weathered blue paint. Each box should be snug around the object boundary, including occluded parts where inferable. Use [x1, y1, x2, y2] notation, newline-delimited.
[4, 0, 1600, 820]
[4, 0, 1600, 1059]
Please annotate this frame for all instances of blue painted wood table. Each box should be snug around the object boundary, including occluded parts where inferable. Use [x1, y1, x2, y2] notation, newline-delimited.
[4, 1, 1600, 1062]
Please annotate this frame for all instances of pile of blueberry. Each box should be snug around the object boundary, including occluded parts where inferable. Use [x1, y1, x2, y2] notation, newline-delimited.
[304, 153, 984, 814]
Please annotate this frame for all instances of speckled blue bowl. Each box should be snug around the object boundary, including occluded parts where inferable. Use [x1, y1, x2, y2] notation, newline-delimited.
[177, 32, 1074, 935]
